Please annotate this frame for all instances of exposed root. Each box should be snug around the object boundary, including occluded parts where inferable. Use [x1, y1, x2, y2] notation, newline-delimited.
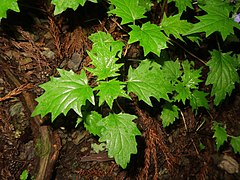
[130, 93, 177, 179]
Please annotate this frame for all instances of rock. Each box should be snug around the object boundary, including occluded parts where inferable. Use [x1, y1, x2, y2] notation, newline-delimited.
[218, 154, 239, 174]
[67, 53, 82, 71]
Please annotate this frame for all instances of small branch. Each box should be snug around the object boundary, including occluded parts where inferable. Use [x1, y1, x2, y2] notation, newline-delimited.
[170, 38, 206, 65]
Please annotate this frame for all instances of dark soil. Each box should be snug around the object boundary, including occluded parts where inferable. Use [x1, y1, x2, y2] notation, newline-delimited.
[0, 1, 240, 180]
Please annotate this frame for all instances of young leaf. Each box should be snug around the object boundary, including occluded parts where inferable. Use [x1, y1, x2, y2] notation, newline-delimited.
[168, 0, 193, 14]
[161, 103, 179, 127]
[189, 90, 209, 111]
[84, 111, 103, 136]
[52, 0, 97, 15]
[230, 136, 240, 154]
[32, 69, 95, 121]
[127, 60, 173, 106]
[0, 0, 19, 19]
[184, 5, 240, 40]
[206, 50, 239, 105]
[212, 122, 228, 150]
[109, 0, 146, 24]
[160, 14, 193, 40]
[86, 44, 123, 80]
[129, 22, 168, 56]
[98, 113, 141, 168]
[94, 80, 130, 107]
[174, 61, 202, 104]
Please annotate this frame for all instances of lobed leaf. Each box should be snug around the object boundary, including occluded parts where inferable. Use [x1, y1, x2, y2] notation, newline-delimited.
[189, 90, 209, 111]
[52, 0, 97, 15]
[184, 5, 240, 40]
[129, 22, 168, 56]
[32, 69, 95, 121]
[160, 14, 193, 40]
[0, 0, 19, 19]
[98, 113, 141, 168]
[94, 79, 130, 107]
[127, 60, 173, 106]
[109, 0, 146, 24]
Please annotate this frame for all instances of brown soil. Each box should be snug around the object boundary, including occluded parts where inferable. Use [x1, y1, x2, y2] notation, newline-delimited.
[0, 1, 240, 180]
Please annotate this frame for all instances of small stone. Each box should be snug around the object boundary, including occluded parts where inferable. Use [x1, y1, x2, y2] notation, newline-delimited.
[218, 154, 239, 174]
[67, 53, 82, 71]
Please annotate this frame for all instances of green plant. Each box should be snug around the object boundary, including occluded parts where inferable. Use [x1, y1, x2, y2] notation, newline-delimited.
[213, 121, 240, 153]
[20, 170, 28, 180]
[4, 0, 240, 168]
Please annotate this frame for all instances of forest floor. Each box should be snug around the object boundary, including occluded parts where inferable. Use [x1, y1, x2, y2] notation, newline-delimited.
[0, 2, 240, 180]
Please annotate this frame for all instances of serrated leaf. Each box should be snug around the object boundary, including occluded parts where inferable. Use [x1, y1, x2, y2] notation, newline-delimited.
[86, 44, 123, 80]
[174, 83, 191, 104]
[189, 90, 209, 111]
[32, 69, 94, 121]
[160, 14, 193, 40]
[129, 22, 168, 56]
[127, 60, 173, 106]
[213, 122, 228, 150]
[206, 50, 239, 105]
[161, 103, 179, 127]
[109, 0, 146, 24]
[182, 61, 202, 89]
[184, 5, 240, 40]
[169, 0, 193, 14]
[84, 111, 104, 136]
[162, 60, 182, 83]
[52, 0, 97, 15]
[89, 31, 124, 56]
[94, 80, 130, 107]
[174, 60, 202, 104]
[98, 113, 141, 168]
[230, 136, 240, 154]
[0, 0, 19, 19]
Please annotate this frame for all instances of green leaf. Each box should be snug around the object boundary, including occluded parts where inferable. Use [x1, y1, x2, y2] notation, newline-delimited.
[160, 14, 193, 40]
[0, 0, 19, 19]
[127, 60, 173, 106]
[139, 0, 153, 11]
[174, 60, 202, 104]
[94, 80, 130, 107]
[86, 44, 123, 80]
[98, 113, 141, 168]
[206, 50, 239, 105]
[109, 0, 146, 24]
[168, 0, 193, 14]
[52, 0, 97, 15]
[162, 60, 182, 83]
[129, 22, 168, 56]
[230, 136, 240, 154]
[184, 5, 240, 40]
[212, 122, 228, 150]
[189, 90, 209, 111]
[32, 69, 95, 121]
[89, 31, 124, 56]
[91, 143, 106, 153]
[161, 103, 179, 127]
[20, 170, 28, 180]
[84, 111, 103, 136]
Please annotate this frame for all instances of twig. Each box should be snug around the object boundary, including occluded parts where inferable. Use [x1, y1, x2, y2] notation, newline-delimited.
[180, 110, 188, 131]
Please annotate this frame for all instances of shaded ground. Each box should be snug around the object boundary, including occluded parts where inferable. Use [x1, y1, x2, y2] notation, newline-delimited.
[0, 1, 240, 179]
